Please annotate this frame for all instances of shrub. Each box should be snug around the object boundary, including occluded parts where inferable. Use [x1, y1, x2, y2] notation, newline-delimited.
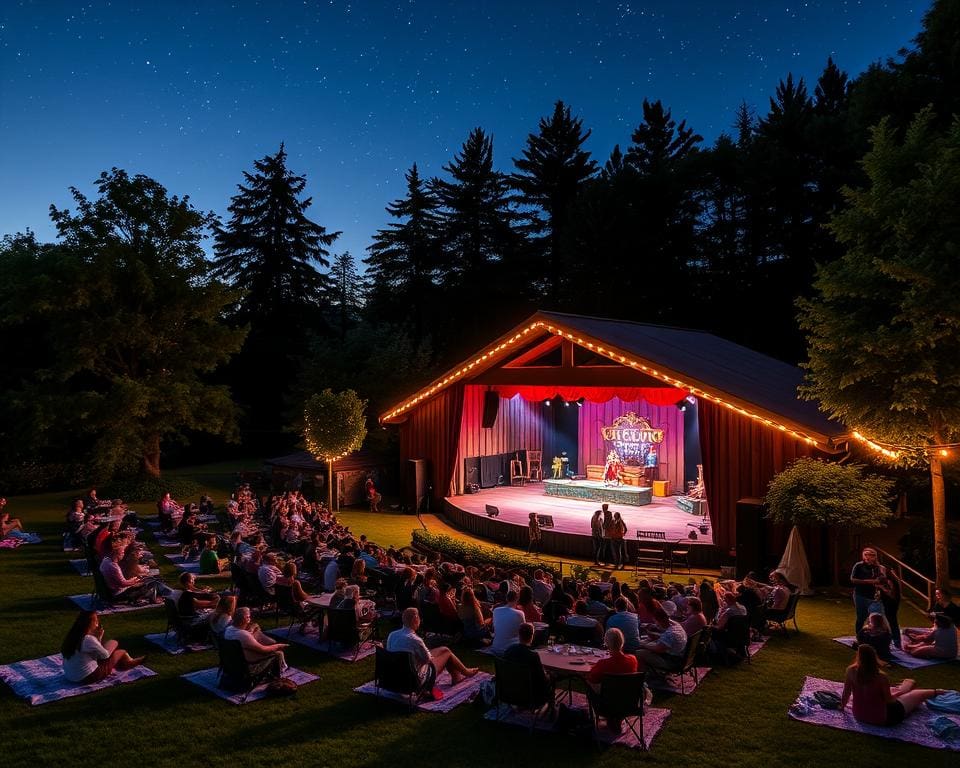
[101, 475, 202, 504]
[412, 530, 559, 576]
[0, 462, 88, 495]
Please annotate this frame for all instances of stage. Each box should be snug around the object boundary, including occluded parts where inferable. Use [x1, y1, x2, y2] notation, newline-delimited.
[441, 482, 716, 566]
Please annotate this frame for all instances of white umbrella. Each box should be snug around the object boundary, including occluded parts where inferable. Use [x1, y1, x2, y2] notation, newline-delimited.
[778, 525, 814, 595]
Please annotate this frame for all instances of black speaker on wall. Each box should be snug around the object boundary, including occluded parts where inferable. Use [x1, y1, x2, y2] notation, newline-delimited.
[405, 459, 429, 514]
[481, 390, 500, 428]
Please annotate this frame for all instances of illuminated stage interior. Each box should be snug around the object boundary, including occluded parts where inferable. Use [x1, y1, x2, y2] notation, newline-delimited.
[445, 482, 713, 546]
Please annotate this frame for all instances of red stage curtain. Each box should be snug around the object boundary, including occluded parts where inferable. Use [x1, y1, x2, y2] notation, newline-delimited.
[697, 398, 821, 555]
[399, 383, 465, 504]
[493, 385, 684, 406]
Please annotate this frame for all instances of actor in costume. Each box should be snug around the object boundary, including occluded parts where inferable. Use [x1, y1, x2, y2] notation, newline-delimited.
[603, 450, 624, 486]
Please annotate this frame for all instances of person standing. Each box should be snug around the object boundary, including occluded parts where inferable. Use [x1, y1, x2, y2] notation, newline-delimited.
[878, 569, 902, 648]
[527, 513, 542, 555]
[850, 547, 883, 637]
[609, 511, 627, 569]
[590, 508, 605, 565]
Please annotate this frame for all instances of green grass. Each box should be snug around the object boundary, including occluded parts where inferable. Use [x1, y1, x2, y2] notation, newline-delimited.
[1, 462, 958, 768]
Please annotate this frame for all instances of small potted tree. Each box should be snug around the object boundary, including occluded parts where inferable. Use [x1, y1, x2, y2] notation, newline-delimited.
[303, 389, 368, 513]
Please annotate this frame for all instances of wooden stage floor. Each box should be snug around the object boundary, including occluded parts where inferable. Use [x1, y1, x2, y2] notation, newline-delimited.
[445, 482, 713, 546]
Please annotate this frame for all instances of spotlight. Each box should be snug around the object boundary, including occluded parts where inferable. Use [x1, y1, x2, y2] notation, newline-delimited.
[576, 397, 584, 407]
[563, 400, 570, 407]
[676, 400, 687, 412]
[544, 399, 551, 406]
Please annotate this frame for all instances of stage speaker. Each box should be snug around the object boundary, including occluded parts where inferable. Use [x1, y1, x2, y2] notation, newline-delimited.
[735, 497, 766, 579]
[405, 459, 429, 515]
[485, 504, 500, 518]
[481, 391, 500, 428]
[480, 455, 500, 488]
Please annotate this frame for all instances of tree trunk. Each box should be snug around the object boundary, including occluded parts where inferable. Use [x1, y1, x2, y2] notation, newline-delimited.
[831, 531, 840, 589]
[141, 435, 161, 478]
[929, 455, 950, 590]
[327, 458, 334, 514]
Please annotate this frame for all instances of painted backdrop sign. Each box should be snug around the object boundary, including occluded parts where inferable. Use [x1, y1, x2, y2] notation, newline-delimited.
[600, 412, 664, 464]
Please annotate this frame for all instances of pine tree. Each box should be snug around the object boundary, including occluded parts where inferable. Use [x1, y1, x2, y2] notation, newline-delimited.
[327, 251, 367, 340]
[511, 100, 597, 300]
[364, 164, 441, 343]
[213, 144, 339, 320]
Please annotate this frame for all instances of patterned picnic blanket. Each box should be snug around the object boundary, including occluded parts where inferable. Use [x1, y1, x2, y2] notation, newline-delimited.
[0, 653, 156, 706]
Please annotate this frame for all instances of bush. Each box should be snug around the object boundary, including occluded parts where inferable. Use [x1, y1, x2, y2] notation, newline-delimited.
[101, 475, 202, 504]
[899, 517, 960, 579]
[412, 530, 559, 576]
[0, 462, 88, 495]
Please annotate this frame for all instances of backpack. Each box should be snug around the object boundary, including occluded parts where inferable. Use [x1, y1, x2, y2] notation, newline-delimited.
[265, 677, 298, 697]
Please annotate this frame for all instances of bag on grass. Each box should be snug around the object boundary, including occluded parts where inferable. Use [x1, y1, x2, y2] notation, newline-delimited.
[813, 690, 842, 710]
[265, 677, 298, 697]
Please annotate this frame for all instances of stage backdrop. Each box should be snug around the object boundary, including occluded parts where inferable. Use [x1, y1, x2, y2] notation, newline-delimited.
[578, 398, 684, 492]
[455, 386, 546, 492]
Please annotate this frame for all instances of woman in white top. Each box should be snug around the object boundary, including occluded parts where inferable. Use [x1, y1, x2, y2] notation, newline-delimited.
[61, 610, 145, 683]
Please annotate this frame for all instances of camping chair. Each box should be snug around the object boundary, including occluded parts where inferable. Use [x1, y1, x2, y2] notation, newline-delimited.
[660, 629, 703, 694]
[374, 645, 435, 711]
[493, 657, 555, 732]
[274, 583, 318, 633]
[217, 638, 276, 703]
[91, 568, 117, 609]
[765, 592, 800, 636]
[163, 598, 193, 648]
[419, 601, 463, 641]
[326, 607, 376, 660]
[588, 673, 648, 749]
[719, 615, 751, 665]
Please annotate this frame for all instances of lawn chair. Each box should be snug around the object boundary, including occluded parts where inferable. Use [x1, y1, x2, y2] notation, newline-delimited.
[588, 673, 648, 749]
[326, 607, 376, 660]
[274, 583, 319, 633]
[493, 657, 555, 732]
[216, 638, 277, 703]
[661, 629, 703, 694]
[765, 592, 800, 636]
[373, 645, 435, 711]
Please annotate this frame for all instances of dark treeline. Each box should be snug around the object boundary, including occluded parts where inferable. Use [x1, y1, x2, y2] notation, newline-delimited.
[1, 1, 958, 490]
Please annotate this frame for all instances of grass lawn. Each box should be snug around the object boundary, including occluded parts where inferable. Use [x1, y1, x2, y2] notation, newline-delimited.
[1, 461, 957, 768]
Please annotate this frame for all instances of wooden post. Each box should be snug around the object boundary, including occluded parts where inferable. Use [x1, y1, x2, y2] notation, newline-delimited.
[327, 458, 334, 514]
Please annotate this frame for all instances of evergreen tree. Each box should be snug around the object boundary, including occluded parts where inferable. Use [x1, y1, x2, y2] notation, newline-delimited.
[432, 128, 524, 350]
[364, 164, 441, 344]
[212, 144, 340, 446]
[511, 100, 597, 301]
[327, 251, 367, 341]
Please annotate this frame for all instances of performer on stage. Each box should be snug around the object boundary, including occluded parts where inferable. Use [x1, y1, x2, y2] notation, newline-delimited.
[603, 450, 624, 486]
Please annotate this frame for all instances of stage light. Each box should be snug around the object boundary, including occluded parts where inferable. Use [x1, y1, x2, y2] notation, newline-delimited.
[543, 399, 551, 406]
[563, 400, 570, 407]
[577, 397, 584, 407]
[676, 400, 687, 412]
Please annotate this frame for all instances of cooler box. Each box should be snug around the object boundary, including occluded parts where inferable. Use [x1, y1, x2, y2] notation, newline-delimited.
[652, 480, 671, 497]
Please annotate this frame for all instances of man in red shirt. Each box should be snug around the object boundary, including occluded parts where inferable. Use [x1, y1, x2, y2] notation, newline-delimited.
[586, 628, 639, 733]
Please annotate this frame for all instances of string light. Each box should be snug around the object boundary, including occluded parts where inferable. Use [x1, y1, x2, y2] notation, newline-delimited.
[380, 318, 829, 448]
[851, 430, 958, 461]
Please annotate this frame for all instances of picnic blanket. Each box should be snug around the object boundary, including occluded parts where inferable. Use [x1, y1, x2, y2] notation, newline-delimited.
[833, 636, 958, 669]
[69, 559, 91, 576]
[788, 676, 960, 751]
[68, 594, 163, 615]
[649, 666, 711, 696]
[355, 669, 493, 713]
[0, 537, 24, 549]
[268, 625, 377, 662]
[0, 653, 156, 706]
[484, 690, 671, 749]
[154, 536, 183, 548]
[162, 552, 225, 578]
[143, 632, 212, 655]
[181, 666, 319, 704]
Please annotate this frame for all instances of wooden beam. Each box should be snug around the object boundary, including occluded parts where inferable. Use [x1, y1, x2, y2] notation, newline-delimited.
[562, 339, 574, 368]
[472, 366, 668, 387]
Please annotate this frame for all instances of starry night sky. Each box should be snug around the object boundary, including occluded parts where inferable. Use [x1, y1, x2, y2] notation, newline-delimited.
[0, 1, 925, 261]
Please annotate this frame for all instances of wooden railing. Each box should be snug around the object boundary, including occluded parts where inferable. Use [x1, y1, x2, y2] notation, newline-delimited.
[875, 546, 935, 610]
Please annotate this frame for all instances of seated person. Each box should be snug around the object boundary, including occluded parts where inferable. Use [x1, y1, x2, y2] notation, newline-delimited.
[681, 596, 708, 638]
[275, 561, 312, 604]
[208, 596, 238, 636]
[99, 541, 163, 604]
[338, 584, 377, 624]
[606, 598, 642, 653]
[323, 556, 342, 593]
[927, 588, 960, 626]
[765, 570, 794, 613]
[437, 582, 460, 621]
[586, 628, 640, 734]
[257, 553, 283, 596]
[857, 612, 894, 662]
[503, 622, 554, 706]
[224, 607, 288, 678]
[565, 599, 602, 642]
[199, 535, 228, 575]
[61, 610, 145, 683]
[585, 585, 610, 618]
[385, 607, 478, 688]
[903, 614, 958, 659]
[328, 578, 349, 609]
[177, 572, 220, 640]
[457, 586, 492, 643]
[635, 606, 687, 674]
[517, 585, 543, 623]
[841, 644, 939, 725]
[491, 591, 525, 654]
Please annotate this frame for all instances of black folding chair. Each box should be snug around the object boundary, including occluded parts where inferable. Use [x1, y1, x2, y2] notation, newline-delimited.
[493, 657, 554, 732]
[327, 607, 376, 660]
[217, 638, 277, 703]
[373, 645, 435, 711]
[589, 672, 648, 749]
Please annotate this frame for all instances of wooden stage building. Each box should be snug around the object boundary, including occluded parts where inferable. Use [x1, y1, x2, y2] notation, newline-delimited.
[382, 311, 848, 577]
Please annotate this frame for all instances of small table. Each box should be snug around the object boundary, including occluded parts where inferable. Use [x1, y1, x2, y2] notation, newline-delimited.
[537, 646, 609, 703]
[306, 593, 334, 608]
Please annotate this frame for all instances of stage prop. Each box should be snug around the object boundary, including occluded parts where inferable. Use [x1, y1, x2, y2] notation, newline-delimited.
[543, 478, 653, 506]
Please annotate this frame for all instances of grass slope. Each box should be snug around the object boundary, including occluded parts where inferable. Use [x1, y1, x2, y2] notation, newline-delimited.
[1, 462, 957, 768]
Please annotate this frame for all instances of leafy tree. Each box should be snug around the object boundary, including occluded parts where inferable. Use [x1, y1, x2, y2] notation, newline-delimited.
[765, 458, 894, 586]
[511, 100, 597, 301]
[0, 170, 245, 480]
[303, 388, 367, 511]
[798, 109, 960, 589]
[212, 144, 340, 446]
[365, 164, 442, 344]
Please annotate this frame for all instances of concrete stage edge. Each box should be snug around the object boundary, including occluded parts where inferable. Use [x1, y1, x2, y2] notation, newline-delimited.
[441, 483, 720, 569]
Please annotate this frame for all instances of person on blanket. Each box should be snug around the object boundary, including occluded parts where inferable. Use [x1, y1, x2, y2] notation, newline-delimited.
[841, 644, 941, 726]
[386, 607, 479, 688]
[224, 607, 289, 679]
[902, 613, 958, 660]
[61, 610, 145, 683]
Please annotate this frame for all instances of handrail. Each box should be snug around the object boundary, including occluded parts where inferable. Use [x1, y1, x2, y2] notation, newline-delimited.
[874, 546, 935, 610]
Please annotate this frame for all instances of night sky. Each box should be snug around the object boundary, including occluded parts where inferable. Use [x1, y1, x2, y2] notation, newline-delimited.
[1, 1, 924, 261]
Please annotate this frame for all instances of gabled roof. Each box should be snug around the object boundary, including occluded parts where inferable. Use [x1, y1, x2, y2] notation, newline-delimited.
[381, 310, 845, 448]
